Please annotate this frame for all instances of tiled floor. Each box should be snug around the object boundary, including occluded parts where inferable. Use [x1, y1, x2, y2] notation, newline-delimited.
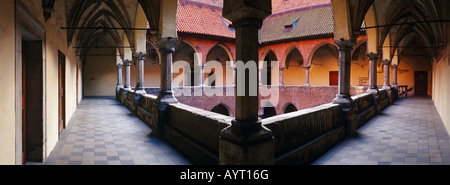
[44, 96, 450, 165]
[44, 97, 192, 165]
[312, 96, 450, 165]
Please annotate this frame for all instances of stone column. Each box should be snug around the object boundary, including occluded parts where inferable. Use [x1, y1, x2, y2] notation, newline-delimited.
[366, 53, 379, 94]
[382, 59, 391, 90]
[258, 66, 263, 86]
[123, 60, 132, 91]
[116, 63, 124, 92]
[304, 66, 311, 87]
[156, 38, 178, 104]
[232, 65, 236, 86]
[333, 40, 355, 108]
[116, 63, 124, 100]
[392, 64, 398, 88]
[134, 52, 147, 94]
[201, 65, 205, 87]
[279, 67, 284, 86]
[220, 0, 274, 165]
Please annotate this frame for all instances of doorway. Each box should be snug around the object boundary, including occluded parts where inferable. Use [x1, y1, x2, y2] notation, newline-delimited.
[415, 71, 428, 96]
[329, 71, 339, 86]
[58, 51, 66, 138]
[22, 40, 44, 163]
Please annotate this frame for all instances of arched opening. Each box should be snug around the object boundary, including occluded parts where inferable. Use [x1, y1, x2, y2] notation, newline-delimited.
[351, 42, 370, 86]
[283, 47, 305, 86]
[260, 101, 277, 119]
[211, 104, 232, 117]
[309, 43, 339, 86]
[262, 107, 277, 119]
[262, 50, 278, 86]
[283, 103, 298, 114]
[173, 41, 198, 87]
[206, 44, 234, 87]
[144, 41, 161, 87]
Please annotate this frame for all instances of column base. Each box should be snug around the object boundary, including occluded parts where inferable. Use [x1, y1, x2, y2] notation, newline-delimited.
[134, 89, 147, 95]
[157, 90, 178, 104]
[382, 85, 391, 90]
[219, 120, 274, 165]
[304, 83, 311, 87]
[333, 94, 352, 104]
[366, 88, 379, 95]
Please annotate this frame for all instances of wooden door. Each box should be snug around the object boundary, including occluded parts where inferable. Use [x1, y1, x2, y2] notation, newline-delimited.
[58, 52, 66, 138]
[415, 71, 428, 95]
[329, 71, 339, 86]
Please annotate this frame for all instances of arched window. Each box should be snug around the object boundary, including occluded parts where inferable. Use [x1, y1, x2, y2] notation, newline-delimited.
[283, 103, 298, 114]
[211, 104, 232, 117]
[262, 50, 278, 86]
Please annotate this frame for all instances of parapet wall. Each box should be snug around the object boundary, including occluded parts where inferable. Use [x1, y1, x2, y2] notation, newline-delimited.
[143, 86, 368, 117]
[120, 86, 396, 165]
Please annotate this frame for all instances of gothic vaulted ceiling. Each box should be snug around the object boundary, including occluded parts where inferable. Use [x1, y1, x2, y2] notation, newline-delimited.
[65, 0, 162, 58]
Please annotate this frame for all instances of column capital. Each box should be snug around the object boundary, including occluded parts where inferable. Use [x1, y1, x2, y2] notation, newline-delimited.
[156, 37, 178, 51]
[367, 53, 379, 60]
[304, 66, 311, 70]
[383, 59, 391, 65]
[334, 40, 355, 50]
[123, 59, 132, 66]
[116, 63, 123, 67]
[223, 0, 272, 28]
[279, 67, 285, 70]
[134, 52, 147, 60]
[391, 63, 398, 67]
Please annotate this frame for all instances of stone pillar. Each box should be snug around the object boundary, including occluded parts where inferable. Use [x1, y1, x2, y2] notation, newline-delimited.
[123, 60, 132, 91]
[333, 40, 355, 108]
[366, 53, 379, 94]
[151, 38, 179, 137]
[134, 52, 147, 94]
[382, 59, 391, 90]
[392, 64, 398, 87]
[116, 63, 124, 93]
[201, 65, 205, 87]
[279, 67, 284, 86]
[232, 65, 236, 86]
[258, 66, 263, 86]
[304, 66, 311, 87]
[219, 0, 274, 165]
[157, 38, 178, 104]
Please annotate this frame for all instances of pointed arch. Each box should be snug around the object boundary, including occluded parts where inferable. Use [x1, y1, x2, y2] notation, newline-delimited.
[282, 46, 304, 68]
[134, 3, 148, 54]
[282, 103, 298, 114]
[211, 104, 233, 117]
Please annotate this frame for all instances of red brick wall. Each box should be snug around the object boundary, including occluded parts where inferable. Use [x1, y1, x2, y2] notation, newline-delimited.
[170, 86, 368, 118]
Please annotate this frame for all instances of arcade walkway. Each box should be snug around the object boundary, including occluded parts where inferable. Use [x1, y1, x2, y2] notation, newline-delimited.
[44, 97, 192, 165]
[44, 96, 450, 165]
[312, 96, 450, 165]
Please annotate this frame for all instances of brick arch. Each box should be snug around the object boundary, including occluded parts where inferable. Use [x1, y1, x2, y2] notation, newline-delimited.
[282, 45, 305, 68]
[260, 48, 279, 63]
[282, 103, 298, 114]
[308, 42, 338, 67]
[211, 103, 233, 117]
[259, 101, 277, 119]
[206, 44, 234, 64]
[174, 40, 201, 66]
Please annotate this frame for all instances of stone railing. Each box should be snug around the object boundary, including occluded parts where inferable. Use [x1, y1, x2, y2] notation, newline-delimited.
[263, 103, 344, 164]
[140, 85, 369, 116]
[117, 86, 397, 165]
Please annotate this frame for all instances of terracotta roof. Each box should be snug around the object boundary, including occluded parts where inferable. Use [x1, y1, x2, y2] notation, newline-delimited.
[176, 1, 335, 43]
[177, 0, 235, 38]
[260, 4, 334, 43]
